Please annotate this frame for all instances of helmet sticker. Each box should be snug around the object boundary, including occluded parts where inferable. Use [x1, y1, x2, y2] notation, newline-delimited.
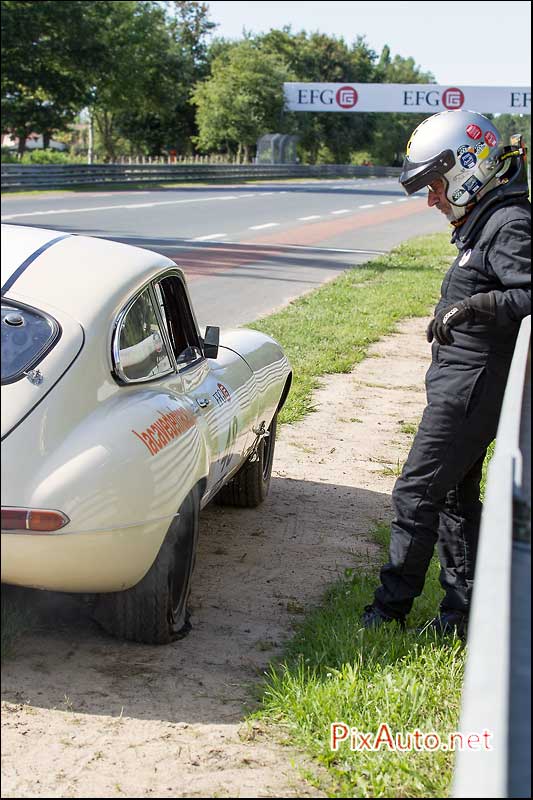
[452, 187, 466, 201]
[457, 144, 470, 156]
[484, 130, 498, 147]
[459, 249, 472, 266]
[475, 142, 490, 160]
[462, 175, 483, 195]
[460, 151, 477, 169]
[466, 124, 483, 140]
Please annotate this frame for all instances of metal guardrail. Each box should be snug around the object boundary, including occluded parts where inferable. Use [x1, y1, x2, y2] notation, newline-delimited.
[453, 315, 531, 799]
[0, 162, 402, 190]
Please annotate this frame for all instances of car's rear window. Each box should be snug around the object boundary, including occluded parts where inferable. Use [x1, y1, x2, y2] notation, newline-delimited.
[1, 302, 60, 384]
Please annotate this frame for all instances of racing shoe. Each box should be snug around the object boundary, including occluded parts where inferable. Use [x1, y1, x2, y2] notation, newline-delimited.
[417, 610, 467, 639]
[361, 604, 405, 630]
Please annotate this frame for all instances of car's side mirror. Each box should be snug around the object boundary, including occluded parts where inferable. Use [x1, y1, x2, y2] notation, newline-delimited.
[203, 325, 220, 359]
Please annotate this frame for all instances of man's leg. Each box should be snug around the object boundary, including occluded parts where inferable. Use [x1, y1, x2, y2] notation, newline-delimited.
[437, 452, 486, 615]
[371, 361, 499, 622]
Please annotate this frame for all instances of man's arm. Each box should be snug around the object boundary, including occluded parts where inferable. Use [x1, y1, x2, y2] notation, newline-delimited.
[427, 214, 531, 345]
[486, 215, 531, 326]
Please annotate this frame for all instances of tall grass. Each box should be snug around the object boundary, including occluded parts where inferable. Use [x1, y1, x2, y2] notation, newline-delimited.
[255, 529, 467, 798]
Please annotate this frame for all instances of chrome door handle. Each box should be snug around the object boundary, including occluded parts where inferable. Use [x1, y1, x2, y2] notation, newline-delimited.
[196, 397, 211, 409]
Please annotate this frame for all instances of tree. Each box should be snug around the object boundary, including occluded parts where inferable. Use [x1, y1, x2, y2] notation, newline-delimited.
[94, 1, 217, 158]
[493, 114, 531, 156]
[368, 45, 435, 165]
[191, 41, 291, 160]
[1, 0, 106, 153]
[1, 0, 218, 159]
[86, 1, 178, 160]
[257, 29, 378, 162]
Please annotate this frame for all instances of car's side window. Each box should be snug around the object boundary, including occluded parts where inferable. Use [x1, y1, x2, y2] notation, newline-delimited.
[154, 277, 203, 369]
[116, 288, 172, 382]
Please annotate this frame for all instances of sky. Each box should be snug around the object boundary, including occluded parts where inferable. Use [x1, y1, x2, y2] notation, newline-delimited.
[206, 1, 531, 87]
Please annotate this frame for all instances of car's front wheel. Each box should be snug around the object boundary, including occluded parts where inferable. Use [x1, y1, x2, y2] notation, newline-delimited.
[93, 486, 200, 644]
[216, 414, 277, 508]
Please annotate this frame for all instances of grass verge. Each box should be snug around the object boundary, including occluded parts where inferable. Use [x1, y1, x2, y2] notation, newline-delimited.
[249, 232, 455, 424]
[253, 526, 466, 798]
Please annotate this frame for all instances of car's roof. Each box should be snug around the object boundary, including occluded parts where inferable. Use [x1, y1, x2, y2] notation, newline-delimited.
[1, 224, 183, 326]
[1, 225, 67, 285]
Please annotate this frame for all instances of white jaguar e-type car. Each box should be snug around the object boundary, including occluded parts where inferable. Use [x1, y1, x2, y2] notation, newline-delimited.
[1, 224, 291, 644]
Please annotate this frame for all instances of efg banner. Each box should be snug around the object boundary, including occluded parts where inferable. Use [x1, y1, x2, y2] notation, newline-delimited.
[283, 83, 531, 115]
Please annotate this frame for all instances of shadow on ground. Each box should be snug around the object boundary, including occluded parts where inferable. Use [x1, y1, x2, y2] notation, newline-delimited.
[1, 476, 389, 726]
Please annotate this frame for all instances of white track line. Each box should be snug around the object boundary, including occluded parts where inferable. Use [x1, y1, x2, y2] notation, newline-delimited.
[249, 222, 280, 230]
[1, 194, 243, 220]
[222, 242, 388, 254]
[190, 233, 228, 241]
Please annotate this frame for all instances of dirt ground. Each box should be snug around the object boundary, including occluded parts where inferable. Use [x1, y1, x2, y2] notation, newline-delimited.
[1, 316, 431, 799]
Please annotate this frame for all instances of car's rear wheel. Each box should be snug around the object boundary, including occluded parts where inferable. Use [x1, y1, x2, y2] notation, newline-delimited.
[216, 414, 277, 508]
[93, 487, 200, 644]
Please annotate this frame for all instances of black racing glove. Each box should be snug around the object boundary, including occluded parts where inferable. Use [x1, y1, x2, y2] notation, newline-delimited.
[426, 292, 496, 345]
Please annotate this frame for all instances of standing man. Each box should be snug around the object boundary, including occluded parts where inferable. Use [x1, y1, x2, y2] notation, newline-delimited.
[362, 110, 531, 637]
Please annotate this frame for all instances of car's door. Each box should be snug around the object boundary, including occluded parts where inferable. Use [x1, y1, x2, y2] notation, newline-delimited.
[152, 272, 252, 494]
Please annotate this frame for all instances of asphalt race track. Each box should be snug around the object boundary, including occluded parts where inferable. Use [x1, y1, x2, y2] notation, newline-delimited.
[1, 178, 448, 328]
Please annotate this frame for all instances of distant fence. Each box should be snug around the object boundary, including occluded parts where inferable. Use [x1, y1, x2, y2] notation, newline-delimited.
[1, 163, 401, 190]
[453, 316, 531, 799]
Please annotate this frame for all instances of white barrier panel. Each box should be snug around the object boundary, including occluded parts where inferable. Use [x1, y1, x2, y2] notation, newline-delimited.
[283, 83, 531, 114]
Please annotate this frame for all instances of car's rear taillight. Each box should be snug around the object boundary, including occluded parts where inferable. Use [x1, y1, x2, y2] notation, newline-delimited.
[1, 507, 70, 532]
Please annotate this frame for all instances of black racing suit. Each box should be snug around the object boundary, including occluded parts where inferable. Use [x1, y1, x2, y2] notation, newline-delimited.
[374, 186, 531, 620]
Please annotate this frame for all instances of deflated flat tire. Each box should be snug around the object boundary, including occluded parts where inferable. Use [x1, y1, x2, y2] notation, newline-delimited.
[93, 486, 200, 645]
[215, 414, 277, 508]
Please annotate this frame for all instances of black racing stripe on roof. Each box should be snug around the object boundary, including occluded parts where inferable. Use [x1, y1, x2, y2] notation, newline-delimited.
[1, 233, 72, 296]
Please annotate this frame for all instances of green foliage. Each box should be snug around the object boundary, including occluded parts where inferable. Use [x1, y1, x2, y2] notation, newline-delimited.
[258, 29, 378, 163]
[191, 31, 436, 165]
[1, 1, 108, 151]
[1, 0, 215, 158]
[191, 41, 291, 158]
[16, 149, 86, 164]
[88, 1, 216, 158]
[253, 34, 436, 164]
[494, 113, 531, 155]
[1, 147, 18, 163]
[314, 144, 337, 164]
[367, 46, 436, 165]
[481, 440, 496, 500]
[256, 543, 466, 797]
[349, 150, 374, 165]
[7, 4, 506, 166]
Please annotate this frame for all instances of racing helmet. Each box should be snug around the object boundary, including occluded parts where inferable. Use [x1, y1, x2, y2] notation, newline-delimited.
[399, 110, 508, 218]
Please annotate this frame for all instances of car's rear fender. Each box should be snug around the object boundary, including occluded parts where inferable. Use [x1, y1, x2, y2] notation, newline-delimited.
[2, 380, 209, 530]
[1, 354, 210, 590]
[219, 328, 291, 428]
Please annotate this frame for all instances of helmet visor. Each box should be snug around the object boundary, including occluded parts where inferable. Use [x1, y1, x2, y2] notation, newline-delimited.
[399, 149, 456, 195]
